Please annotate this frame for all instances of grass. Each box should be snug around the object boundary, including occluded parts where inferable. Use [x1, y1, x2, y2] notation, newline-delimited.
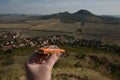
[0, 64, 26, 80]
[60, 45, 92, 54]
[52, 68, 111, 80]
[0, 45, 120, 80]
[31, 22, 81, 32]
[114, 70, 120, 79]
[12, 47, 36, 56]
[0, 66, 111, 80]
[0, 23, 33, 28]
[25, 19, 60, 25]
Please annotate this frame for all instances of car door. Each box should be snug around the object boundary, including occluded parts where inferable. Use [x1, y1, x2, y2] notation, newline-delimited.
[49, 46, 55, 54]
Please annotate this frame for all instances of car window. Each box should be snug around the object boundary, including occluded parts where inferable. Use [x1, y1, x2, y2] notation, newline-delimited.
[49, 46, 54, 49]
[54, 45, 59, 49]
[43, 46, 49, 48]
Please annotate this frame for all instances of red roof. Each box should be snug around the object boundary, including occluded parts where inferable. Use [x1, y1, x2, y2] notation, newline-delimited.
[2, 45, 13, 50]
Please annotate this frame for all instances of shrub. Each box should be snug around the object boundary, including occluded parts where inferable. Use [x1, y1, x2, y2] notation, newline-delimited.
[114, 70, 120, 80]
[5, 49, 13, 54]
[74, 62, 83, 68]
[75, 53, 86, 59]
[0, 50, 5, 54]
[63, 52, 70, 57]
[0, 55, 14, 66]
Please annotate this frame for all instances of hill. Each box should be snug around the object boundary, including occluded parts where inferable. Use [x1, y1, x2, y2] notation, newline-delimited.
[0, 45, 120, 80]
[40, 9, 120, 25]
[1, 10, 120, 25]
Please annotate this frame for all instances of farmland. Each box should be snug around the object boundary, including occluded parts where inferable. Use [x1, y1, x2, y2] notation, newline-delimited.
[0, 18, 120, 46]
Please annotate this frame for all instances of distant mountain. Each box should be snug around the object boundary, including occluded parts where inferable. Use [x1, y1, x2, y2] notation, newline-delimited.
[102, 15, 120, 19]
[100, 15, 120, 24]
[112, 15, 120, 18]
[40, 9, 120, 25]
[73, 9, 93, 16]
[40, 12, 71, 19]
[0, 14, 28, 17]
[0, 14, 42, 23]
[1, 10, 120, 25]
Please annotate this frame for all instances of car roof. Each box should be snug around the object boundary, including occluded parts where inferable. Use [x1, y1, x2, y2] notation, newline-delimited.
[38, 45, 60, 50]
[47, 45, 57, 47]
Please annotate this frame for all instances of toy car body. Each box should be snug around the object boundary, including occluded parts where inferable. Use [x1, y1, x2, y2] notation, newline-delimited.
[36, 45, 65, 56]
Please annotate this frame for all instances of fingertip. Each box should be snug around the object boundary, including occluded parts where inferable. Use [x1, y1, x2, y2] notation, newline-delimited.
[45, 53, 61, 67]
[56, 52, 61, 57]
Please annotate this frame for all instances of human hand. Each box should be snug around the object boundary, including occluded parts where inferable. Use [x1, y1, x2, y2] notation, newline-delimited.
[25, 53, 61, 80]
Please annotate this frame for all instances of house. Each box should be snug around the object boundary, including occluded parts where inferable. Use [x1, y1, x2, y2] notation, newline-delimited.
[2, 45, 13, 51]
[19, 43, 25, 48]
[25, 38, 31, 44]
[30, 41, 36, 47]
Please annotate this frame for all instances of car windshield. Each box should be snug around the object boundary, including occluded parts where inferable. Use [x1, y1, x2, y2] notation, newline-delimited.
[54, 45, 59, 49]
[49, 45, 59, 49]
[43, 45, 60, 49]
[43, 46, 49, 48]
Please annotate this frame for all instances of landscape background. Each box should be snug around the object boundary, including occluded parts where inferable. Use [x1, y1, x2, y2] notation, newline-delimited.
[0, 9, 120, 80]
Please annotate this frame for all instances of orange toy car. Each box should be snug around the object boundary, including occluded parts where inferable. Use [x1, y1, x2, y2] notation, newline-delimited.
[34, 45, 65, 64]
[36, 45, 65, 57]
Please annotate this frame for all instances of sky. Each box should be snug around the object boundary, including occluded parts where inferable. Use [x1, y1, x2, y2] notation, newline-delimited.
[0, 0, 120, 15]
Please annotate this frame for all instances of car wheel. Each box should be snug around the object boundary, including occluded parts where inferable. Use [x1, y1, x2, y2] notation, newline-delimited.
[61, 52, 64, 55]
[47, 52, 51, 57]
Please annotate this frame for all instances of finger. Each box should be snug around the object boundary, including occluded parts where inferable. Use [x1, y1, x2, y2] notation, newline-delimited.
[27, 52, 40, 64]
[27, 51, 49, 64]
[45, 53, 61, 67]
[27, 53, 35, 64]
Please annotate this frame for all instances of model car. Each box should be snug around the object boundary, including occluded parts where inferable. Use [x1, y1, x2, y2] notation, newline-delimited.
[36, 45, 65, 57]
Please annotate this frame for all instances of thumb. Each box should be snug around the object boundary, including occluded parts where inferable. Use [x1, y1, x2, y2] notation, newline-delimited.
[45, 53, 61, 67]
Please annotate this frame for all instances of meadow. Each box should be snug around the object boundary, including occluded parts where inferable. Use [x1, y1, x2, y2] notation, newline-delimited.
[0, 45, 120, 80]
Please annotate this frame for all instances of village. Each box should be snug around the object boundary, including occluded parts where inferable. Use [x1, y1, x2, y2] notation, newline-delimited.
[0, 32, 65, 51]
[0, 31, 120, 54]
